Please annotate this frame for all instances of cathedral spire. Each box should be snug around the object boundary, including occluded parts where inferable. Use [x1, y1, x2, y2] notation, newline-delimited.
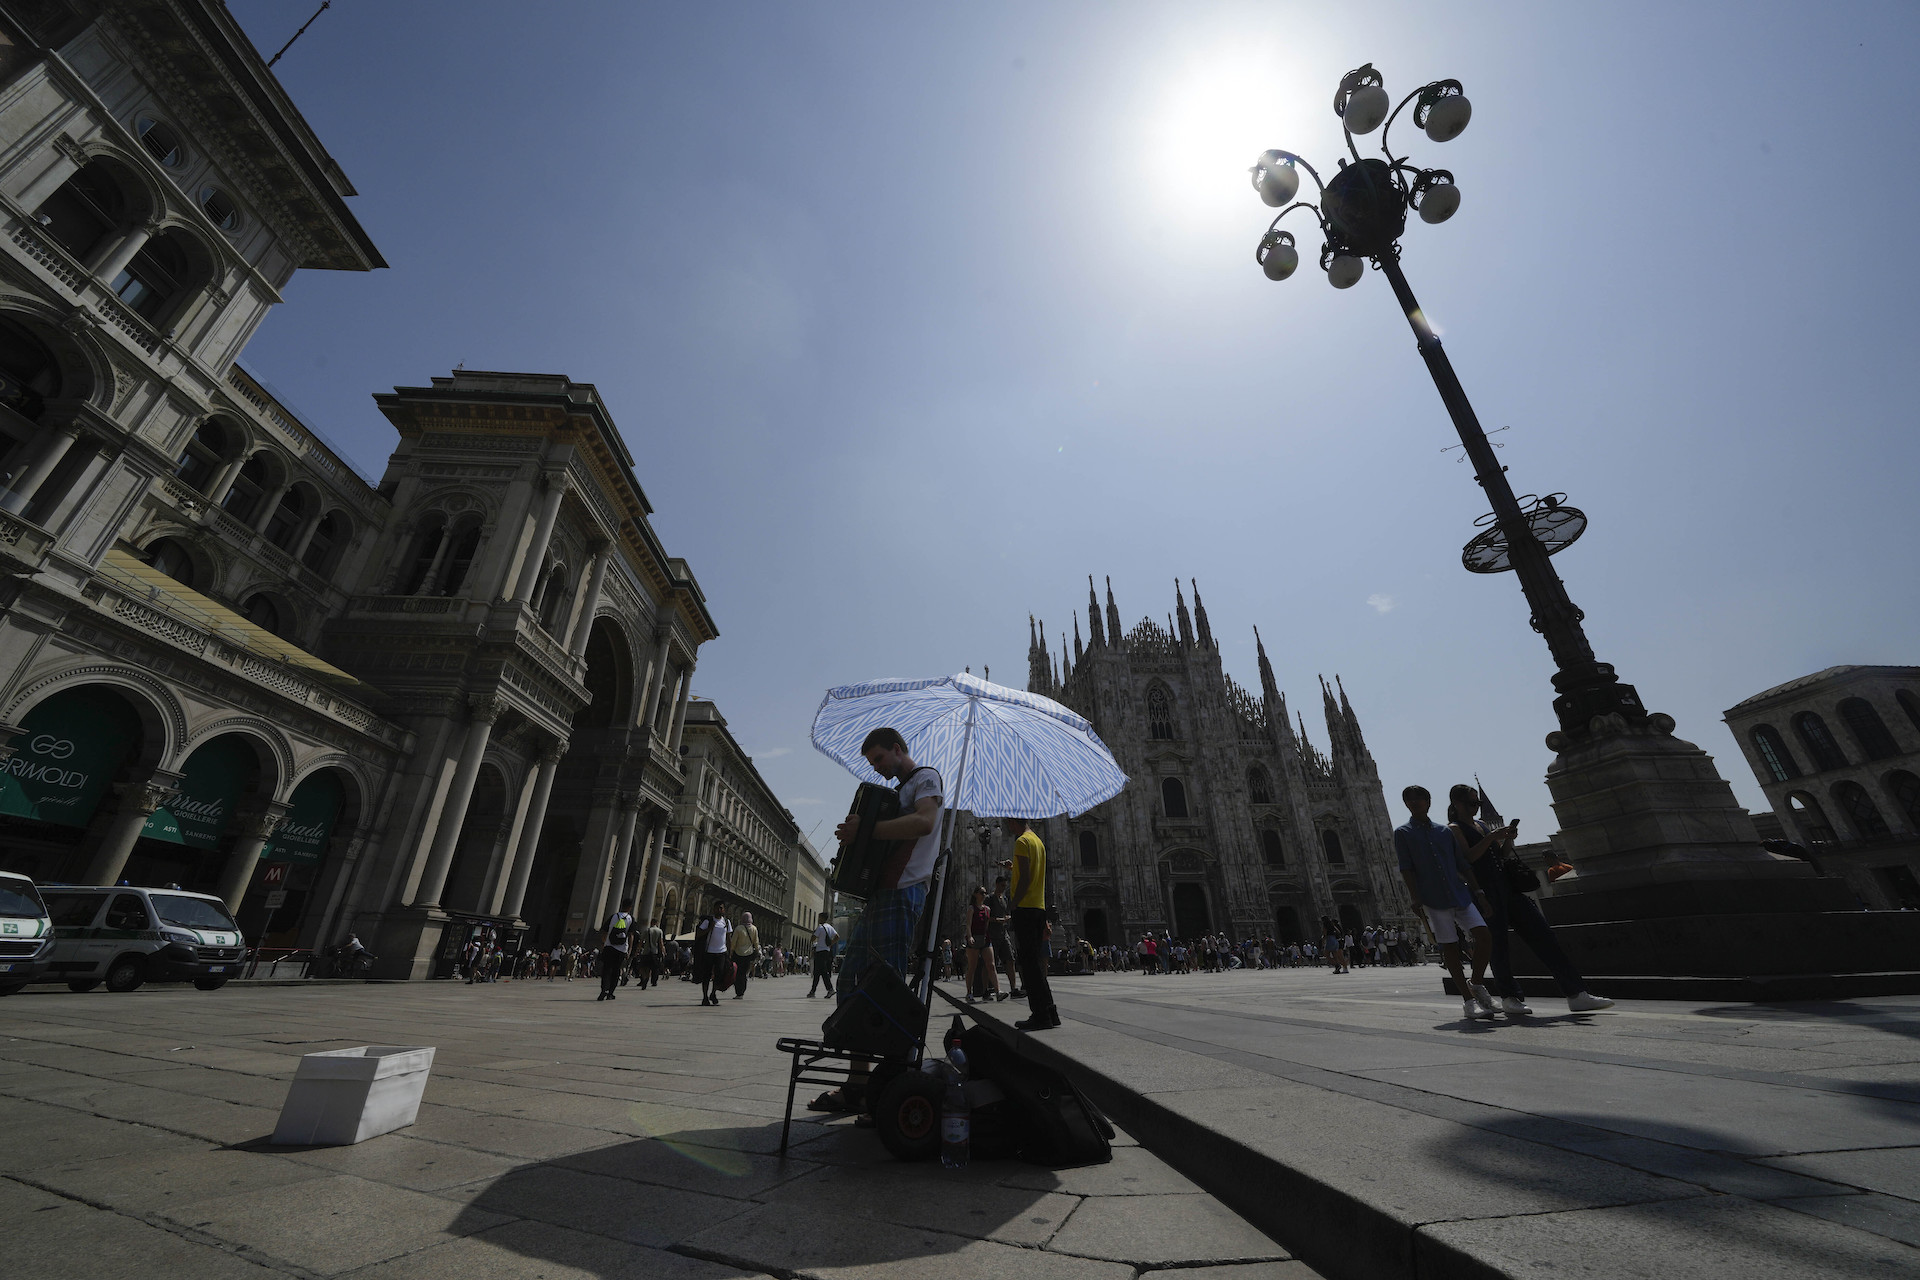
[1336, 674, 1371, 758]
[1105, 577, 1124, 650]
[1073, 615, 1084, 665]
[1028, 615, 1049, 693]
[1087, 576, 1106, 649]
[1255, 626, 1281, 702]
[1174, 579, 1195, 648]
[1191, 579, 1213, 649]
[1168, 612, 1180, 650]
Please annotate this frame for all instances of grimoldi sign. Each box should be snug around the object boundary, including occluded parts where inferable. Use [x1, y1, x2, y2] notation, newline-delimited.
[0, 687, 141, 828]
[143, 737, 252, 849]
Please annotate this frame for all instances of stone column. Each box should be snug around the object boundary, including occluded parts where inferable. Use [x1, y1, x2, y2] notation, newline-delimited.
[15, 137, 87, 213]
[601, 797, 642, 922]
[566, 540, 614, 658]
[509, 472, 568, 604]
[310, 829, 370, 947]
[413, 698, 504, 908]
[288, 509, 326, 560]
[91, 220, 159, 282]
[500, 740, 565, 920]
[634, 627, 671, 731]
[82, 772, 182, 886]
[216, 804, 290, 911]
[635, 822, 668, 927]
[250, 480, 291, 534]
[414, 526, 454, 595]
[667, 664, 695, 752]
[203, 452, 247, 506]
[1, 423, 82, 514]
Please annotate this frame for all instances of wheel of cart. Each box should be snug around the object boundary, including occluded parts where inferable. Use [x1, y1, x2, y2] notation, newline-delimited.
[872, 1068, 944, 1161]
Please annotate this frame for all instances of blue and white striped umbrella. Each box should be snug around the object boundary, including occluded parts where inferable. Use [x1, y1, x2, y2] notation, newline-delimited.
[810, 673, 1128, 819]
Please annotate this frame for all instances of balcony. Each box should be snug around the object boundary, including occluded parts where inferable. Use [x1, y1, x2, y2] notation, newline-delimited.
[0, 508, 54, 574]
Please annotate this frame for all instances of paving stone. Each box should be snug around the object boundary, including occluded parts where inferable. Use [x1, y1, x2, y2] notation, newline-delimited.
[341, 1218, 759, 1278]
[274, 1133, 524, 1191]
[1779, 1193, 1920, 1248]
[402, 1104, 621, 1160]
[761, 1159, 1080, 1246]
[1046, 1192, 1290, 1266]
[5, 1189, 293, 1279]
[1140, 1265, 1324, 1280]
[1415, 1194, 1920, 1279]
[433, 1162, 750, 1249]
[555, 1134, 821, 1198]
[27, 1146, 330, 1213]
[996, 1143, 1203, 1196]
[1760, 1148, 1920, 1202]
[1548, 1134, 1857, 1200]
[171, 1173, 512, 1274]
[3, 1098, 209, 1170]
[679, 1201, 1135, 1279]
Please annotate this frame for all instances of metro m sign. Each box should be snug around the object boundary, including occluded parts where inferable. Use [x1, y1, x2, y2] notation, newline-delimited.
[260, 862, 290, 886]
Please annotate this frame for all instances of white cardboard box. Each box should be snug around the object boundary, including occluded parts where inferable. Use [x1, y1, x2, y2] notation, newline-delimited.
[271, 1045, 435, 1146]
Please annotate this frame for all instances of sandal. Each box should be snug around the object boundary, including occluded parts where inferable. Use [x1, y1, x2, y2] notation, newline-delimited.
[807, 1088, 858, 1113]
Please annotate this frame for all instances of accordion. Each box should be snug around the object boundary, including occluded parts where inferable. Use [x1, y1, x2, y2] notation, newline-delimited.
[830, 782, 910, 901]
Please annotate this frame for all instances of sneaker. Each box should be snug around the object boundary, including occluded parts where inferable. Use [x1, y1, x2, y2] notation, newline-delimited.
[1567, 991, 1615, 1012]
[1463, 998, 1494, 1022]
[964, 994, 976, 1004]
[1015, 1014, 1060, 1032]
[1470, 983, 1501, 1017]
[1499, 995, 1533, 1016]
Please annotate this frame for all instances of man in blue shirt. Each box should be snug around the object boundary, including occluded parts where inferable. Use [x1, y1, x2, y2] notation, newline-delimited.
[1394, 784, 1500, 1022]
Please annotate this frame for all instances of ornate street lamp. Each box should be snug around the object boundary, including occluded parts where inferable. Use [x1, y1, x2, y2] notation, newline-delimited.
[1249, 64, 1646, 738]
[968, 816, 997, 886]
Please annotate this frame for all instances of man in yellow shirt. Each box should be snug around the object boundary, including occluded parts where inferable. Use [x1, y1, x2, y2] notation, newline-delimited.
[1001, 817, 1060, 1031]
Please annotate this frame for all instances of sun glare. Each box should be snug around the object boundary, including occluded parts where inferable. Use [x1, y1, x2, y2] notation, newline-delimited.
[1140, 46, 1311, 230]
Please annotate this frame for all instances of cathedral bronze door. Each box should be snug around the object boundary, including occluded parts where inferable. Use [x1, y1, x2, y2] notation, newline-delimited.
[1172, 883, 1210, 939]
[1083, 908, 1110, 947]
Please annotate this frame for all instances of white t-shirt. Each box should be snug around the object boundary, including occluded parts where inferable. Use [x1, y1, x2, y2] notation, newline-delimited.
[813, 922, 837, 953]
[703, 916, 732, 953]
[604, 912, 633, 953]
[894, 766, 945, 888]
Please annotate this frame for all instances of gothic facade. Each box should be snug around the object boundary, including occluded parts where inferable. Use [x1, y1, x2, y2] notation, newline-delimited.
[1016, 577, 1411, 947]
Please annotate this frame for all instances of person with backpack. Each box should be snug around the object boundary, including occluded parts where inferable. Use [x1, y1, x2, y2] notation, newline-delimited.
[694, 899, 732, 1006]
[597, 899, 635, 1001]
[806, 917, 838, 997]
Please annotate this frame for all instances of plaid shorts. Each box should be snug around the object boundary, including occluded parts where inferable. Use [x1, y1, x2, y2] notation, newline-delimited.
[834, 881, 927, 1008]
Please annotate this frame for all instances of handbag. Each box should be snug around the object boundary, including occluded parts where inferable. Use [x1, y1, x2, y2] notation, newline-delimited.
[1500, 853, 1541, 896]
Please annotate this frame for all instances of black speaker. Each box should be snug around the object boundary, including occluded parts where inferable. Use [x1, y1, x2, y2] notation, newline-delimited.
[821, 961, 925, 1058]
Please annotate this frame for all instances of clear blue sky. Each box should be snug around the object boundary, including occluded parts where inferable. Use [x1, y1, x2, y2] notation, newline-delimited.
[233, 1, 1920, 844]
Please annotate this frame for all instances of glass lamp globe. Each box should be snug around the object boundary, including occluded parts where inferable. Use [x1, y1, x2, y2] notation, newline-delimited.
[1262, 242, 1299, 281]
[1342, 85, 1390, 135]
[1327, 254, 1365, 289]
[1418, 184, 1461, 224]
[1252, 153, 1300, 208]
[1424, 95, 1472, 143]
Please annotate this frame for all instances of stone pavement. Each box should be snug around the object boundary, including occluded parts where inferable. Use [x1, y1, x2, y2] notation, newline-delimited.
[948, 967, 1920, 1280]
[0, 972, 1313, 1280]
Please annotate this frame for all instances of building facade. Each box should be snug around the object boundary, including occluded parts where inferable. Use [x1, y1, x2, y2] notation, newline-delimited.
[988, 577, 1411, 949]
[0, 2, 804, 979]
[787, 834, 827, 954]
[1723, 665, 1920, 909]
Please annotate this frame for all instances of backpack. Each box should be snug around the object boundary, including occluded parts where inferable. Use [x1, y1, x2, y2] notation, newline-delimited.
[693, 917, 713, 950]
[960, 1026, 1113, 1168]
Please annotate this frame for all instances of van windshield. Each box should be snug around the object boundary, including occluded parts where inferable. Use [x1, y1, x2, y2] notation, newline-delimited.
[150, 894, 239, 932]
[0, 880, 46, 918]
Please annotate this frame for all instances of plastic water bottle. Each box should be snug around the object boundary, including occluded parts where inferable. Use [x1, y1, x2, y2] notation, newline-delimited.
[940, 1047, 970, 1169]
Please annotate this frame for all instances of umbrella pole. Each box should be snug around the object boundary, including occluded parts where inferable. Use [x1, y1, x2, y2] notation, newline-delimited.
[907, 697, 976, 1062]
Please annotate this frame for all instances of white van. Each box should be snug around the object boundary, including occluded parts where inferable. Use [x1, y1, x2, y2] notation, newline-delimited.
[0, 871, 55, 994]
[37, 886, 246, 993]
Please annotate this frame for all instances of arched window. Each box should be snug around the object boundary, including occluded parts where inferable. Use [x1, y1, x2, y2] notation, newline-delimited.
[135, 117, 184, 168]
[1898, 690, 1920, 737]
[1750, 725, 1800, 784]
[143, 537, 195, 589]
[1261, 830, 1285, 867]
[1147, 684, 1174, 740]
[240, 593, 281, 636]
[36, 160, 126, 262]
[1838, 698, 1901, 761]
[264, 486, 306, 550]
[1793, 712, 1848, 772]
[400, 522, 444, 595]
[173, 419, 235, 492]
[112, 230, 193, 324]
[1321, 829, 1345, 864]
[1078, 830, 1099, 869]
[439, 524, 482, 595]
[0, 318, 61, 430]
[301, 511, 344, 576]
[222, 454, 270, 524]
[1161, 777, 1188, 819]
[1247, 765, 1272, 805]
[1786, 791, 1836, 843]
[1887, 771, 1920, 831]
[1832, 780, 1890, 839]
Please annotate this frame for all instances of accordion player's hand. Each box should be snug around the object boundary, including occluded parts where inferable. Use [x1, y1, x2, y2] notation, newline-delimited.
[833, 816, 859, 844]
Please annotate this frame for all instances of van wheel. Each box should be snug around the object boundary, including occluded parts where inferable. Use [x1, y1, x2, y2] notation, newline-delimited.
[193, 977, 228, 992]
[67, 980, 101, 993]
[105, 957, 146, 993]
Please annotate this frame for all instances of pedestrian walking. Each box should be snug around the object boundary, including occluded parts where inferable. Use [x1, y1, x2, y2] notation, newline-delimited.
[636, 915, 664, 988]
[987, 874, 1020, 999]
[596, 899, 634, 1001]
[1446, 783, 1614, 1015]
[1394, 784, 1501, 1022]
[695, 900, 732, 1006]
[963, 884, 1003, 1003]
[730, 910, 760, 999]
[806, 916, 838, 997]
[999, 817, 1060, 1031]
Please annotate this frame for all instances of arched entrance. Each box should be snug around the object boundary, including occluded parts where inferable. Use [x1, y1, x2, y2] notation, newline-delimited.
[236, 769, 350, 949]
[1337, 903, 1364, 935]
[128, 733, 269, 893]
[0, 684, 147, 882]
[1172, 882, 1210, 939]
[1083, 907, 1110, 948]
[441, 763, 508, 914]
[579, 619, 632, 729]
[1273, 905, 1303, 944]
